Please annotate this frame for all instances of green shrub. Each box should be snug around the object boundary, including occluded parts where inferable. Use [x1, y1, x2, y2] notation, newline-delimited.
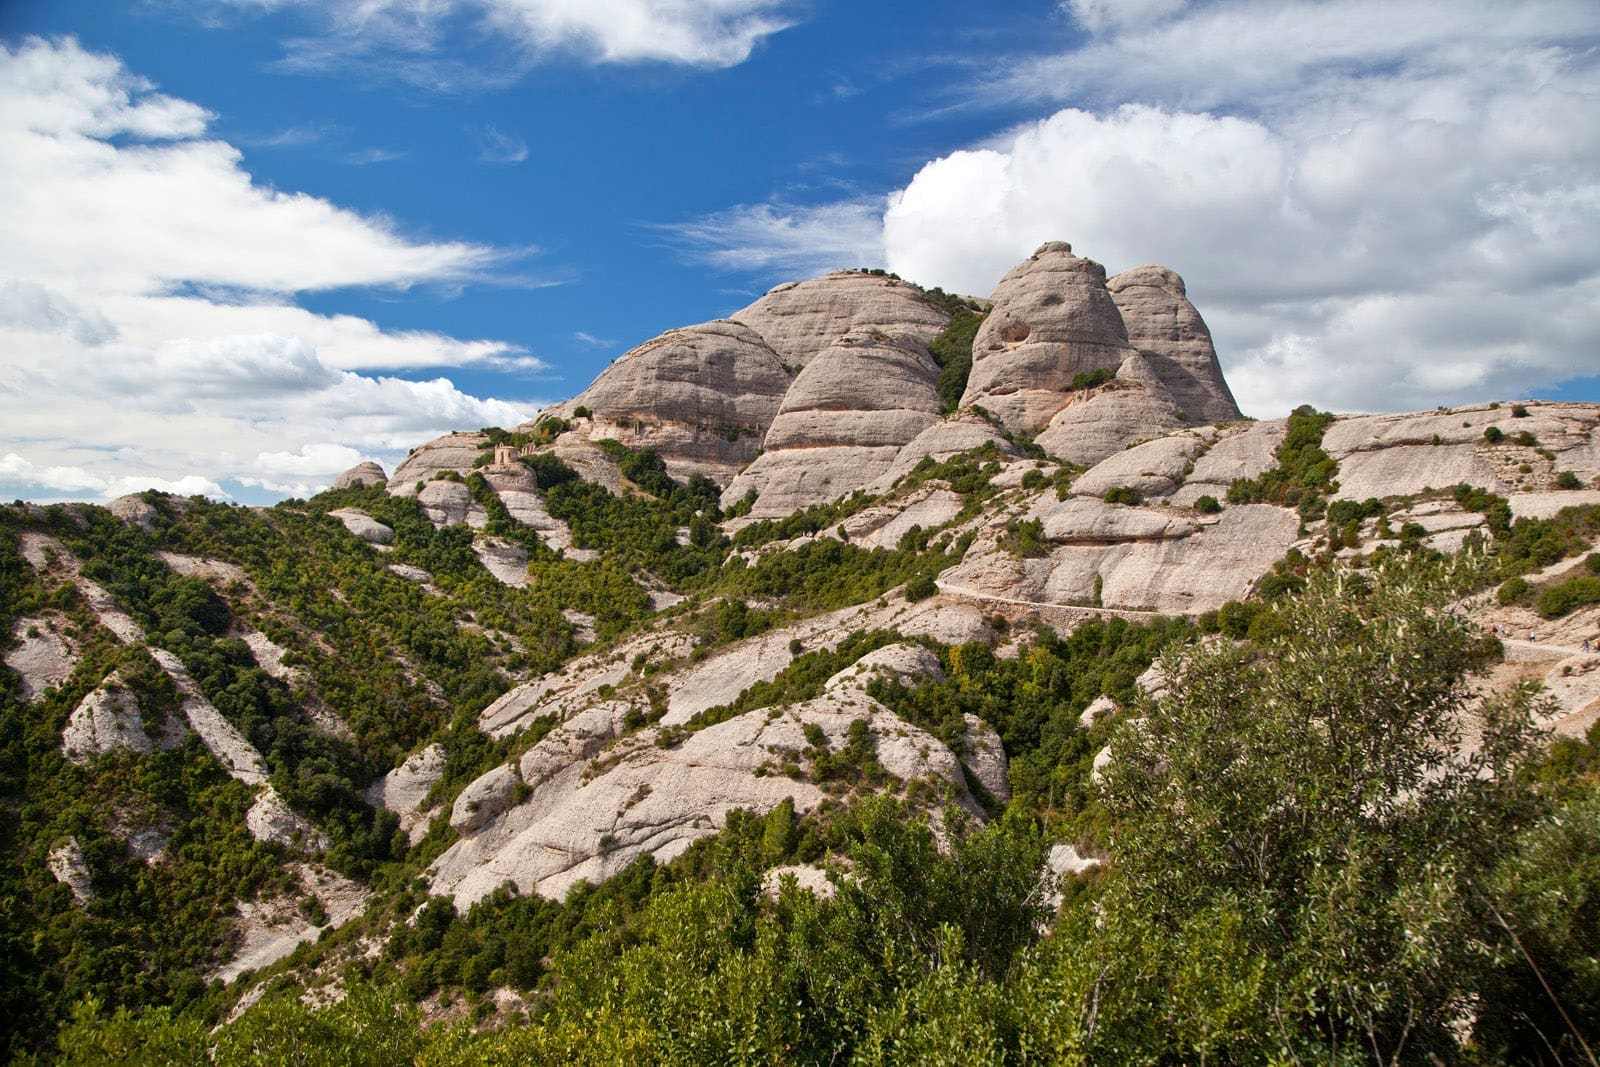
[1587, 553, 1600, 575]
[1556, 471, 1583, 490]
[1071, 367, 1115, 391]
[1103, 486, 1140, 506]
[904, 574, 938, 601]
[1536, 577, 1600, 619]
[928, 308, 985, 413]
[1484, 426, 1505, 444]
[1193, 495, 1221, 514]
[1512, 404, 1530, 418]
[1497, 577, 1529, 605]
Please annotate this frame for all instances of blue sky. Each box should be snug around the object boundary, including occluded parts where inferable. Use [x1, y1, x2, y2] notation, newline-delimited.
[1, 0, 1597, 503]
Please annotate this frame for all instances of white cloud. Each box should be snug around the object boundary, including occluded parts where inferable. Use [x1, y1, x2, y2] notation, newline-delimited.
[659, 197, 888, 276]
[473, 124, 528, 164]
[0, 38, 541, 502]
[677, 0, 1600, 416]
[221, 0, 794, 84]
[0, 452, 228, 501]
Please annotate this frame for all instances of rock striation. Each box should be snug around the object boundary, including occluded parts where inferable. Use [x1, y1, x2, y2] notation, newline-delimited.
[552, 321, 792, 484]
[722, 331, 945, 518]
[389, 433, 487, 496]
[961, 242, 1136, 432]
[958, 243, 1241, 467]
[1107, 265, 1239, 426]
[540, 271, 953, 486]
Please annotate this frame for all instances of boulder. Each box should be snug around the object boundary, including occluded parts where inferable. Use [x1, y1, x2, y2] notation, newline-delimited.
[48, 837, 93, 904]
[328, 507, 394, 544]
[472, 538, 529, 587]
[962, 713, 1011, 803]
[556, 320, 792, 483]
[331, 461, 387, 490]
[960, 242, 1136, 433]
[1071, 431, 1212, 500]
[107, 494, 161, 532]
[366, 744, 446, 816]
[1107, 265, 1240, 425]
[246, 788, 330, 853]
[730, 270, 950, 370]
[389, 433, 486, 496]
[722, 331, 944, 517]
[61, 674, 180, 760]
[416, 479, 487, 528]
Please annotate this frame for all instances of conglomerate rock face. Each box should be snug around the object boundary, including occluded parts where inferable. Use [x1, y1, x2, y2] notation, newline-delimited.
[1107, 265, 1240, 427]
[961, 242, 1136, 433]
[729, 270, 950, 371]
[721, 330, 947, 518]
[541, 272, 954, 485]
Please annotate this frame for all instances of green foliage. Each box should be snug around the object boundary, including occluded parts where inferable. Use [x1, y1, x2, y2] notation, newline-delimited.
[1325, 496, 1384, 527]
[1485, 425, 1506, 443]
[733, 491, 878, 548]
[1498, 575, 1530, 605]
[928, 309, 985, 413]
[1512, 403, 1531, 418]
[871, 618, 1191, 835]
[1536, 576, 1600, 619]
[1225, 405, 1337, 522]
[1094, 559, 1540, 1062]
[1557, 470, 1584, 490]
[1478, 791, 1600, 1061]
[1193, 494, 1221, 514]
[1002, 518, 1046, 557]
[903, 574, 937, 601]
[1070, 367, 1115, 390]
[684, 630, 902, 735]
[1101, 486, 1140, 506]
[1452, 483, 1600, 581]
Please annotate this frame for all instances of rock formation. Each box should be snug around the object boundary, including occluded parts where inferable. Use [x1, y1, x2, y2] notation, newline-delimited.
[551, 321, 792, 484]
[961, 242, 1136, 432]
[722, 331, 945, 518]
[1106, 265, 1239, 426]
[538, 271, 953, 485]
[389, 433, 487, 495]
[729, 270, 950, 370]
[332, 461, 387, 490]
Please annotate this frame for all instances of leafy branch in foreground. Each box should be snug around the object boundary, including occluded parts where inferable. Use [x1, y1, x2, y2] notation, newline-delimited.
[1082, 558, 1544, 1063]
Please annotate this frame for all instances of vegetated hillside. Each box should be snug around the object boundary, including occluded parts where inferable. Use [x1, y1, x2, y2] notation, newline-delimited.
[4, 243, 1600, 1062]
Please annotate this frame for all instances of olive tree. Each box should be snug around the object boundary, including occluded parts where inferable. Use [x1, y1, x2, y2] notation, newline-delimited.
[1092, 559, 1542, 1063]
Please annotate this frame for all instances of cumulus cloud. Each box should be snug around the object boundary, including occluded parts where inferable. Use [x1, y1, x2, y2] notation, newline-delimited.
[680, 0, 1600, 415]
[0, 452, 228, 501]
[217, 0, 794, 85]
[659, 197, 888, 277]
[0, 38, 540, 502]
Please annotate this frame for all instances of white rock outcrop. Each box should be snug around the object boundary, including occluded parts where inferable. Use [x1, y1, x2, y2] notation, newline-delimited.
[61, 674, 179, 760]
[332, 461, 387, 489]
[329, 508, 394, 544]
[246, 787, 330, 853]
[961, 242, 1135, 434]
[389, 433, 487, 496]
[48, 837, 94, 904]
